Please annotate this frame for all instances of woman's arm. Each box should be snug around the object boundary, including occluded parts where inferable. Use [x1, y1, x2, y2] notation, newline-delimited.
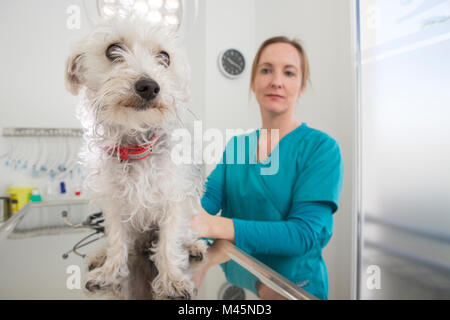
[232, 202, 333, 256]
[192, 201, 333, 257]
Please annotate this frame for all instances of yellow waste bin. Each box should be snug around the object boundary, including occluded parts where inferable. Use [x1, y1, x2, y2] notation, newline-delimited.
[5, 186, 33, 213]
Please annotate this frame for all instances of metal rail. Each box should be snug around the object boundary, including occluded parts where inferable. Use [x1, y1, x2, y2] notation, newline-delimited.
[221, 240, 318, 300]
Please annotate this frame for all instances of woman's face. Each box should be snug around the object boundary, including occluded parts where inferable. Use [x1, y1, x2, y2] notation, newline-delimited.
[252, 42, 304, 116]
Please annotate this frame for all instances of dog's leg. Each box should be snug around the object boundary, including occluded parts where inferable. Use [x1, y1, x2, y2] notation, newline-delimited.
[151, 203, 196, 300]
[84, 208, 131, 297]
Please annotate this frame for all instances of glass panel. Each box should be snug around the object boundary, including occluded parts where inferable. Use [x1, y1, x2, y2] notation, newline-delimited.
[358, 0, 450, 299]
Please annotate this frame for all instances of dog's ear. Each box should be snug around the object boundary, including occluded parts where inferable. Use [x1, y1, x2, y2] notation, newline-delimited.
[65, 52, 85, 95]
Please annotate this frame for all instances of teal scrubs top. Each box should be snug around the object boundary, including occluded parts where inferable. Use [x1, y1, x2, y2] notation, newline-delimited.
[201, 123, 344, 300]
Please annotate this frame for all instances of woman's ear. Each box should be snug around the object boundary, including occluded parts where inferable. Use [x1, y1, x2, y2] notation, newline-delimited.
[65, 52, 85, 95]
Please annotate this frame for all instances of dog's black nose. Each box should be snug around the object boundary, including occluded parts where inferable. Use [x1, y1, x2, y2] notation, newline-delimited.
[135, 78, 160, 101]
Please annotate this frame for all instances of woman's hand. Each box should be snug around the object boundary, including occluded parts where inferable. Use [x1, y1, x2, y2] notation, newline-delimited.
[206, 239, 232, 265]
[190, 207, 212, 238]
[191, 239, 232, 297]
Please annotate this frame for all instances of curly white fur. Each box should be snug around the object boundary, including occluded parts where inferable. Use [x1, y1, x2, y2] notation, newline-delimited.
[65, 18, 206, 300]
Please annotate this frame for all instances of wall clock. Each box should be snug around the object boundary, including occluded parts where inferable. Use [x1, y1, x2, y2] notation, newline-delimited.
[218, 49, 245, 79]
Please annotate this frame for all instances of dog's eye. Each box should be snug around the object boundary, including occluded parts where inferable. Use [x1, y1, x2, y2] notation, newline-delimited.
[106, 43, 125, 62]
[156, 51, 170, 67]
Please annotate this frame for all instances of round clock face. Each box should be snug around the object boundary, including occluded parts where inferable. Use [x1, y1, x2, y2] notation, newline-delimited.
[219, 49, 245, 78]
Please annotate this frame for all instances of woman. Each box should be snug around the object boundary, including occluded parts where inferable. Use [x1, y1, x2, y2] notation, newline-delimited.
[190, 36, 343, 300]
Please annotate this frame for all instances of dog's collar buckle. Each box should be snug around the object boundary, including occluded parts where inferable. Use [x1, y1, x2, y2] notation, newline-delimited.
[107, 134, 158, 161]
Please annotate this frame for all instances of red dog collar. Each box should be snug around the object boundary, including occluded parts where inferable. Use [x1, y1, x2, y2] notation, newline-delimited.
[107, 134, 159, 161]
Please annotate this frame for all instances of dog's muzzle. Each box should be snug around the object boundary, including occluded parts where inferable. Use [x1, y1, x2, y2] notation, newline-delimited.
[135, 78, 160, 101]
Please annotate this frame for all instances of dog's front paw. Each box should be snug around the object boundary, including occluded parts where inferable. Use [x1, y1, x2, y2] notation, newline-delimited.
[85, 249, 107, 272]
[152, 276, 195, 300]
[85, 279, 110, 292]
[187, 240, 207, 264]
[83, 265, 126, 298]
[84, 268, 112, 294]
[166, 289, 193, 300]
[189, 251, 204, 262]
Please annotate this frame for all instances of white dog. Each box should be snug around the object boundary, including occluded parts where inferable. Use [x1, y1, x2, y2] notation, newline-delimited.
[65, 18, 206, 300]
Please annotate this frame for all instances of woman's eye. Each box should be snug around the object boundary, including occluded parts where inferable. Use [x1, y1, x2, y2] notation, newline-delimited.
[285, 71, 295, 77]
[106, 43, 125, 62]
[260, 68, 270, 74]
[156, 50, 170, 67]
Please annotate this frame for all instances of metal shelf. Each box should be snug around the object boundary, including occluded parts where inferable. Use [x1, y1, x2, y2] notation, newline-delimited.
[2, 127, 83, 137]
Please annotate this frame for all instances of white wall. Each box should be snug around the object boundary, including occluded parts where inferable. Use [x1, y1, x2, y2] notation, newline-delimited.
[0, 0, 356, 299]
[203, 0, 260, 165]
[0, 0, 88, 196]
[0, 0, 90, 129]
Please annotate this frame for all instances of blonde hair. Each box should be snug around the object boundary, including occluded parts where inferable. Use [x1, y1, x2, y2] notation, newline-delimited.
[249, 36, 310, 95]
